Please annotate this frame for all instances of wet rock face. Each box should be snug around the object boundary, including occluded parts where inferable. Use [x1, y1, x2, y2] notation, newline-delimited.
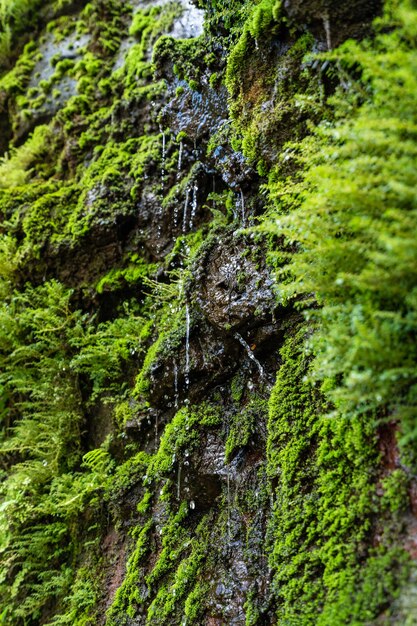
[14, 30, 88, 142]
[169, 0, 205, 39]
[283, 0, 382, 46]
[146, 317, 241, 409]
[162, 78, 229, 143]
[196, 234, 277, 332]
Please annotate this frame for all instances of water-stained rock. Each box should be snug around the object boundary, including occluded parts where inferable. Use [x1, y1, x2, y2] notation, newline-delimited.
[196, 233, 277, 332]
[283, 0, 382, 46]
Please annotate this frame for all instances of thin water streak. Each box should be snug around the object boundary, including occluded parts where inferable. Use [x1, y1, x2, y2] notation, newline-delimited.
[323, 12, 332, 50]
[161, 130, 166, 188]
[240, 188, 245, 225]
[177, 462, 182, 500]
[173, 201, 179, 231]
[177, 141, 183, 179]
[155, 413, 159, 453]
[185, 304, 191, 390]
[189, 183, 198, 230]
[182, 187, 190, 233]
[234, 332, 265, 378]
[174, 361, 179, 408]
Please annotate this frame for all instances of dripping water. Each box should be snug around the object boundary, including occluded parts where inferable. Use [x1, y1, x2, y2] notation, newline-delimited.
[185, 304, 191, 391]
[323, 12, 332, 50]
[234, 332, 265, 378]
[177, 141, 183, 180]
[177, 462, 182, 501]
[182, 187, 190, 233]
[240, 188, 245, 225]
[189, 182, 198, 230]
[155, 412, 159, 453]
[157, 130, 166, 240]
[174, 361, 179, 409]
[173, 201, 179, 232]
[161, 130, 166, 189]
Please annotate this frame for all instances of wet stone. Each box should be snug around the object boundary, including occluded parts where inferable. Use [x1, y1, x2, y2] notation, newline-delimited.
[196, 235, 277, 332]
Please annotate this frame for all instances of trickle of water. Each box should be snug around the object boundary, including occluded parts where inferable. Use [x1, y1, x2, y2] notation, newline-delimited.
[182, 187, 190, 234]
[174, 362, 179, 409]
[189, 183, 198, 230]
[185, 304, 191, 390]
[177, 141, 183, 180]
[240, 188, 245, 225]
[323, 12, 332, 50]
[173, 200, 179, 231]
[177, 463, 182, 500]
[161, 130, 166, 189]
[234, 332, 265, 378]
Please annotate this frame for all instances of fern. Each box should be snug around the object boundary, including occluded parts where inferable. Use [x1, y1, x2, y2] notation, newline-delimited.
[265, 0, 417, 448]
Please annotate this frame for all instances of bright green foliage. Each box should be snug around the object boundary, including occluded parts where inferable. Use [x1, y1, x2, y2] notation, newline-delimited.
[0, 0, 43, 65]
[267, 330, 409, 624]
[106, 402, 221, 625]
[248, 0, 281, 39]
[0, 125, 52, 188]
[266, 0, 417, 454]
[0, 0, 416, 623]
[146, 404, 221, 482]
[0, 281, 84, 623]
[0, 280, 84, 472]
[225, 396, 267, 461]
[70, 310, 150, 402]
[0, 276, 156, 622]
[225, 1, 318, 174]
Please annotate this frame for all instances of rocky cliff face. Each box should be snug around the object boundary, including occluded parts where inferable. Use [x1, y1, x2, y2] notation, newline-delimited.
[1, 0, 416, 624]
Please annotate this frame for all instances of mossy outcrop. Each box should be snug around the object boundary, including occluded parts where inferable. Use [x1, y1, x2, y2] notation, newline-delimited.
[0, 0, 416, 625]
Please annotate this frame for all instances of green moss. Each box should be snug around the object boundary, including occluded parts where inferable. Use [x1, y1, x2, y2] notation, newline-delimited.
[267, 328, 410, 624]
[381, 469, 410, 514]
[248, 0, 281, 39]
[0, 0, 43, 67]
[106, 520, 153, 623]
[184, 581, 209, 622]
[225, 396, 267, 462]
[0, 0, 416, 624]
[96, 256, 158, 294]
[146, 404, 221, 483]
[146, 514, 210, 624]
[153, 35, 212, 85]
[0, 125, 52, 188]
